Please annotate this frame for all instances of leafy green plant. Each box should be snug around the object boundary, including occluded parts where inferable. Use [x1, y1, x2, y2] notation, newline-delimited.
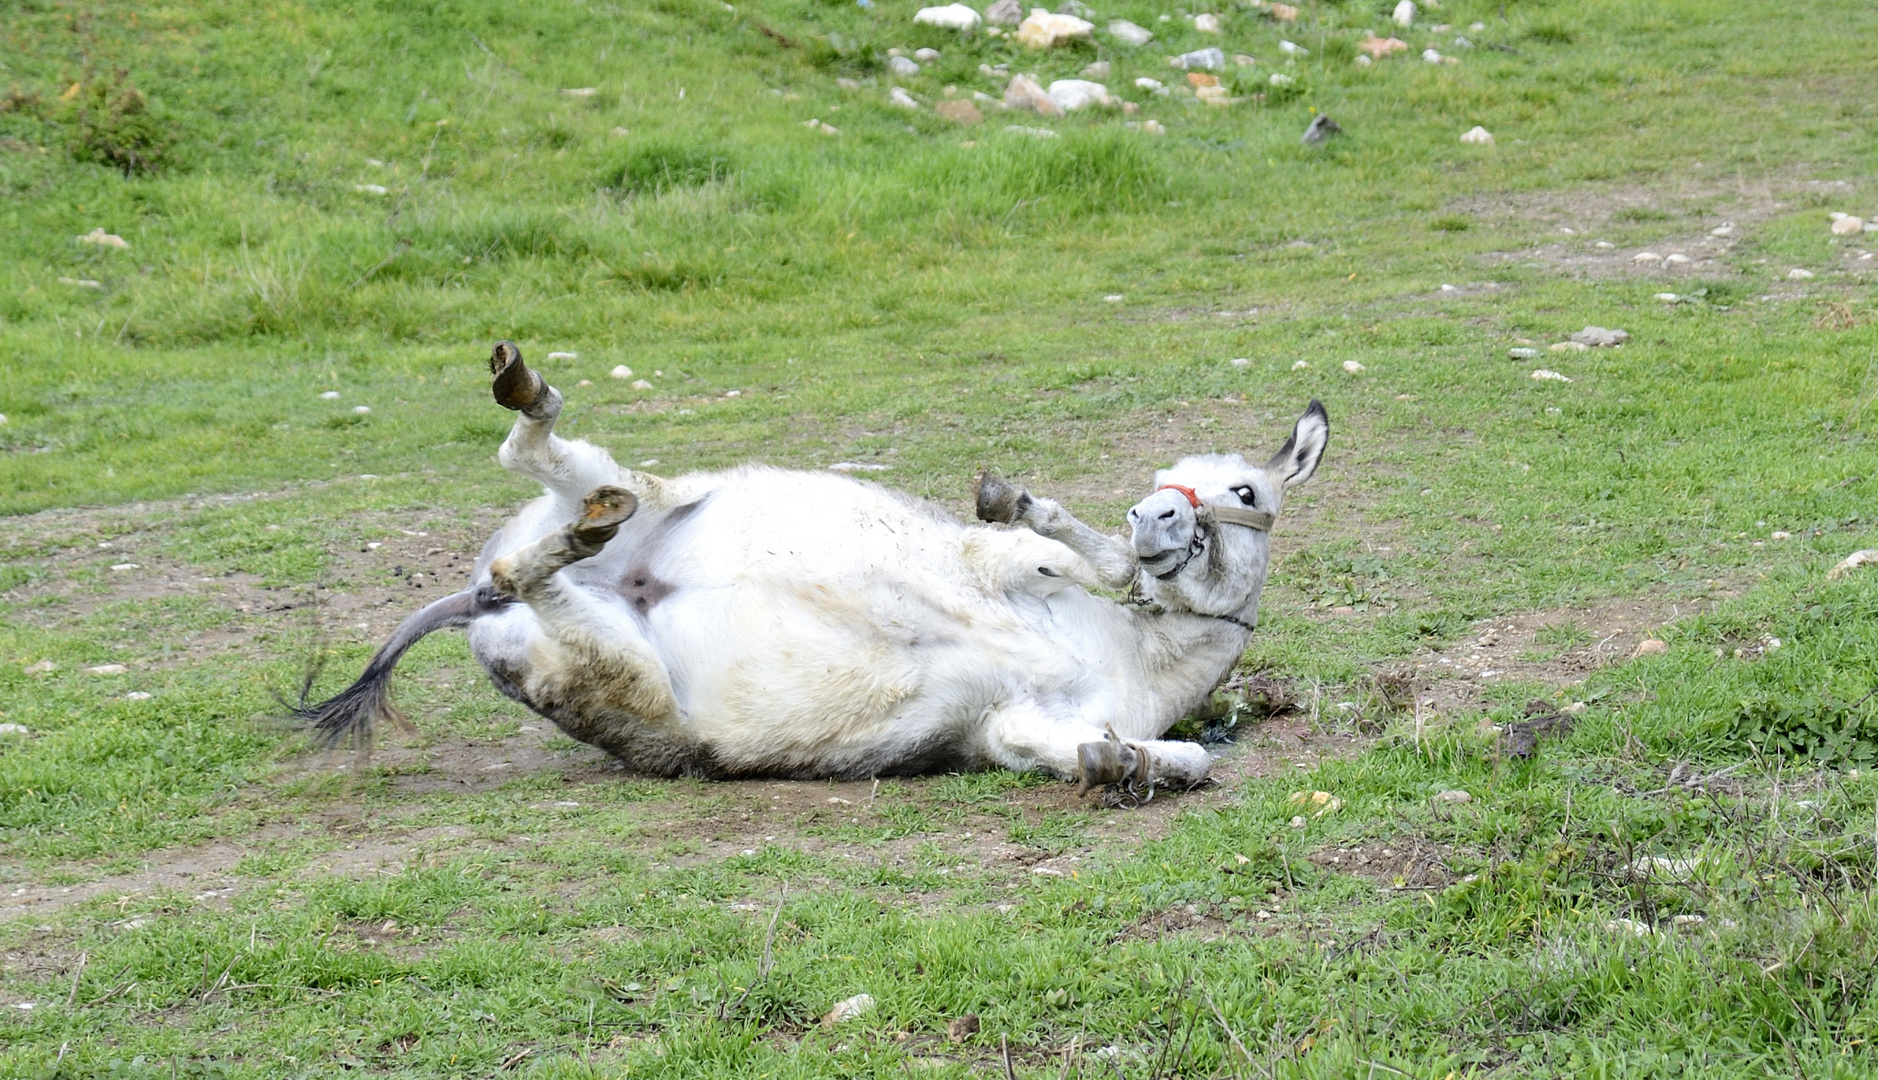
[61, 68, 173, 175]
[1731, 693, 1878, 766]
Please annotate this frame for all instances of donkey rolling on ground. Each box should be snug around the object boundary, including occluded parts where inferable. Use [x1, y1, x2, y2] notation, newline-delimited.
[299, 342, 1328, 793]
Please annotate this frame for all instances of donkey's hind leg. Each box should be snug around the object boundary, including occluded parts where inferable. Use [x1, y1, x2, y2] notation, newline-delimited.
[490, 341, 629, 510]
[975, 470, 1139, 590]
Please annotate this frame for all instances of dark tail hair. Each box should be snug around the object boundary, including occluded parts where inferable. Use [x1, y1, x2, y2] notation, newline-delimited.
[295, 588, 481, 746]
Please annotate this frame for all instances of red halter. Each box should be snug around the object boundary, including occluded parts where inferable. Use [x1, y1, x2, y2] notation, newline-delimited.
[1157, 484, 1202, 507]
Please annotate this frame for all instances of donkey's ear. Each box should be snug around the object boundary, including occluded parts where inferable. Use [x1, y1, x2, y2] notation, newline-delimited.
[1266, 400, 1328, 488]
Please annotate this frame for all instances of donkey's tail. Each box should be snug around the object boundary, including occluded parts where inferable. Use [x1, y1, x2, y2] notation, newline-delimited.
[295, 588, 482, 746]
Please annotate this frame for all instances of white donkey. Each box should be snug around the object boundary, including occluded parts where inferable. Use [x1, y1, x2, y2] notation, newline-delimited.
[300, 343, 1327, 793]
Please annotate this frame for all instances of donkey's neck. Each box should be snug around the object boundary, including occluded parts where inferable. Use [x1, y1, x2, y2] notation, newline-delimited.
[1129, 589, 1262, 729]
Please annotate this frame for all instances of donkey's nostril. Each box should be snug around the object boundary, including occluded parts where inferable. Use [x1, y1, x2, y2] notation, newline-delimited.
[1158, 509, 1177, 521]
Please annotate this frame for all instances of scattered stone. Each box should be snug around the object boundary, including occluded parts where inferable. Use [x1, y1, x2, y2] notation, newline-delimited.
[1831, 216, 1865, 236]
[1354, 54, 1372, 66]
[1569, 326, 1629, 347]
[830, 461, 893, 471]
[1003, 75, 1062, 116]
[1279, 39, 1307, 55]
[1635, 639, 1667, 656]
[984, 0, 1024, 25]
[1605, 918, 1655, 937]
[1393, 0, 1416, 25]
[837, 77, 861, 90]
[1459, 125, 1493, 145]
[1530, 369, 1572, 382]
[26, 660, 56, 674]
[821, 993, 876, 1027]
[1432, 789, 1472, 804]
[1663, 253, 1692, 267]
[1187, 72, 1218, 87]
[1288, 790, 1342, 816]
[1014, 9, 1093, 48]
[611, 365, 634, 379]
[125, 691, 152, 701]
[546, 351, 578, 361]
[58, 277, 104, 289]
[1104, 294, 1125, 302]
[935, 99, 984, 124]
[889, 55, 922, 76]
[1134, 76, 1166, 93]
[1654, 292, 1681, 301]
[1003, 124, 1058, 137]
[1452, 35, 1472, 47]
[1787, 268, 1814, 280]
[86, 664, 128, 675]
[1047, 79, 1111, 111]
[915, 3, 981, 29]
[1081, 60, 1111, 79]
[631, 379, 653, 389]
[1342, 360, 1366, 373]
[1421, 48, 1443, 62]
[1234, 53, 1257, 65]
[0, 723, 29, 736]
[1301, 113, 1340, 145]
[803, 117, 841, 134]
[1710, 223, 1735, 237]
[1030, 865, 1062, 876]
[1268, 73, 1295, 87]
[1269, 2, 1298, 20]
[1170, 46, 1226, 70]
[915, 47, 942, 62]
[1594, 241, 1615, 249]
[77, 227, 129, 249]
[1193, 12, 1221, 32]
[110, 563, 139, 571]
[561, 87, 598, 98]
[1291, 360, 1309, 370]
[1123, 119, 1166, 135]
[1108, 19, 1154, 45]
[353, 405, 372, 414]
[1632, 251, 1663, 263]
[577, 379, 594, 387]
[1829, 549, 1878, 579]
[1630, 855, 1702, 880]
[1549, 340, 1589, 352]
[889, 86, 921, 109]
[1671, 914, 1706, 927]
[1357, 35, 1408, 57]
[353, 183, 389, 195]
[1770, 530, 1791, 540]
[1508, 347, 1540, 360]
[1229, 357, 1249, 366]
[320, 390, 342, 399]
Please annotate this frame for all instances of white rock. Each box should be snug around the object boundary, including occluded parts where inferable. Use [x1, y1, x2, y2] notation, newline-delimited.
[1134, 76, 1167, 93]
[1230, 357, 1249, 367]
[1003, 74, 1060, 116]
[86, 664, 129, 675]
[1393, 0, 1415, 25]
[1654, 293, 1679, 302]
[320, 390, 341, 399]
[1550, 340, 1589, 352]
[1829, 549, 1878, 579]
[611, 365, 634, 379]
[1080, 61, 1110, 79]
[77, 227, 130, 249]
[631, 379, 654, 390]
[1440, 283, 1457, 292]
[1452, 35, 1472, 48]
[1126, 119, 1167, 135]
[914, 47, 941, 62]
[1421, 48, 1443, 62]
[1663, 253, 1691, 266]
[1194, 13, 1221, 32]
[126, 692, 152, 701]
[546, 351, 578, 361]
[1268, 73, 1294, 87]
[1508, 347, 1540, 360]
[1003, 124, 1058, 137]
[561, 87, 598, 98]
[1014, 9, 1093, 48]
[0, 414, 6, 425]
[59, 277, 104, 289]
[889, 86, 921, 109]
[830, 462, 892, 472]
[1830, 211, 1848, 220]
[1108, 19, 1154, 46]
[1342, 360, 1365, 373]
[110, 563, 139, 571]
[1632, 251, 1663, 263]
[1710, 223, 1735, 236]
[1104, 294, 1125, 302]
[0, 723, 29, 735]
[821, 993, 876, 1026]
[1530, 369, 1572, 382]
[1469, 21, 1485, 30]
[1432, 789, 1472, 804]
[353, 405, 372, 414]
[1594, 241, 1615, 249]
[1279, 39, 1307, 54]
[1170, 47, 1226, 70]
[1047, 79, 1109, 111]
[1569, 326, 1628, 347]
[1605, 918, 1655, 937]
[1459, 125, 1493, 145]
[1787, 268, 1814, 280]
[915, 3, 981, 30]
[983, 0, 1024, 25]
[1831, 216, 1865, 236]
[353, 184, 389, 195]
[1291, 360, 1309, 370]
[1770, 530, 1791, 540]
[889, 55, 921, 76]
[1354, 54, 1373, 66]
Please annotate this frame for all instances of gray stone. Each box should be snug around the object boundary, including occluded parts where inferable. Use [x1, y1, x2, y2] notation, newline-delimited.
[1569, 326, 1629, 347]
[1301, 113, 1341, 145]
[984, 0, 1024, 26]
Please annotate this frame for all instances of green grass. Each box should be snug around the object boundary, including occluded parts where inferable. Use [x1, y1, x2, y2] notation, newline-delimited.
[4, 0, 1878, 1075]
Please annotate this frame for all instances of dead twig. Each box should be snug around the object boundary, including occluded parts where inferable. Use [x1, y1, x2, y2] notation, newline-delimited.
[66, 952, 88, 1007]
[1002, 1035, 1017, 1080]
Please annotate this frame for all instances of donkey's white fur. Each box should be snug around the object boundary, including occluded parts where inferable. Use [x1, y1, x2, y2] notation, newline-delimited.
[307, 346, 1327, 791]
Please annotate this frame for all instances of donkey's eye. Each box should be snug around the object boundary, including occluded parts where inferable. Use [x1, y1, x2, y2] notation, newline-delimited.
[1234, 486, 1257, 505]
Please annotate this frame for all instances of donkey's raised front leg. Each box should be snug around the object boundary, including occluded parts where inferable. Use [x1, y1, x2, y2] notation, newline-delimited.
[490, 341, 638, 513]
[981, 701, 1212, 795]
[974, 470, 1138, 590]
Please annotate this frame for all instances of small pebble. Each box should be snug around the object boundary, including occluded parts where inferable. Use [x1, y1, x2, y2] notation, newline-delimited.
[126, 691, 152, 701]
[1508, 347, 1540, 360]
[1342, 360, 1365, 373]
[821, 993, 876, 1027]
[611, 365, 634, 379]
[320, 390, 341, 399]
[914, 47, 941, 62]
[86, 664, 129, 675]
[1635, 639, 1668, 656]
[631, 379, 653, 390]
[1654, 293, 1679, 302]
[1432, 789, 1472, 804]
[546, 351, 578, 361]
[1787, 268, 1813, 280]
[110, 563, 139, 571]
[889, 86, 920, 109]
[889, 56, 921, 76]
[1291, 360, 1309, 370]
[1103, 294, 1124, 302]
[1633, 251, 1662, 263]
[1230, 357, 1250, 367]
[1710, 223, 1735, 237]
[1459, 125, 1493, 145]
[1770, 530, 1790, 540]
[0, 723, 30, 735]
[353, 405, 372, 414]
[1530, 369, 1572, 382]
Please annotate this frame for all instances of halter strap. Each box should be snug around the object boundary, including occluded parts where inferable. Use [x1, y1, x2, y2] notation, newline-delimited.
[1154, 485, 1276, 533]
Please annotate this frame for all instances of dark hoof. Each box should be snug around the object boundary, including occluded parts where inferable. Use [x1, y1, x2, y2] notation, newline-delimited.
[1077, 735, 1131, 793]
[571, 485, 638, 546]
[490, 340, 547, 413]
[974, 469, 1029, 524]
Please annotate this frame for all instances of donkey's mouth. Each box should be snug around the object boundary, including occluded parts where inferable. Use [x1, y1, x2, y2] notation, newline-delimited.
[1137, 550, 1183, 577]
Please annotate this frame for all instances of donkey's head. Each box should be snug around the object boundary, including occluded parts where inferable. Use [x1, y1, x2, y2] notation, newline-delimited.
[1128, 400, 1328, 616]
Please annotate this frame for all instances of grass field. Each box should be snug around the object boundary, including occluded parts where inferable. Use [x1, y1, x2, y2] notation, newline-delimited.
[4, 0, 1878, 1075]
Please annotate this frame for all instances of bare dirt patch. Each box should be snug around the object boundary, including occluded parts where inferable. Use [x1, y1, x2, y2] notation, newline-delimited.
[1308, 836, 1456, 889]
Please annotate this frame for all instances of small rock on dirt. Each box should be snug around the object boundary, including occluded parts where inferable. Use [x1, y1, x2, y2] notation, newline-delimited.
[1342, 360, 1365, 373]
[821, 993, 876, 1027]
[1047, 79, 1110, 111]
[78, 227, 130, 249]
[915, 47, 942, 62]
[1508, 347, 1540, 360]
[1635, 639, 1668, 656]
[1170, 46, 1226, 70]
[1459, 125, 1493, 145]
[86, 664, 128, 675]
[1193, 12, 1221, 32]
[1432, 789, 1472, 804]
[1569, 326, 1629, 347]
[631, 379, 653, 390]
[889, 55, 921, 76]
[1003, 74, 1061, 116]
[935, 99, 984, 124]
[1301, 113, 1340, 145]
[1829, 550, 1878, 579]
[1358, 35, 1409, 58]
[1269, 2, 1298, 20]
[890, 86, 921, 108]
[1014, 10, 1093, 48]
[1550, 340, 1589, 352]
[916, 3, 981, 29]
[1830, 216, 1865, 236]
[1108, 19, 1153, 45]
[611, 365, 634, 379]
[1530, 369, 1572, 382]
[0, 723, 30, 736]
[1787, 268, 1814, 280]
[947, 1014, 981, 1042]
